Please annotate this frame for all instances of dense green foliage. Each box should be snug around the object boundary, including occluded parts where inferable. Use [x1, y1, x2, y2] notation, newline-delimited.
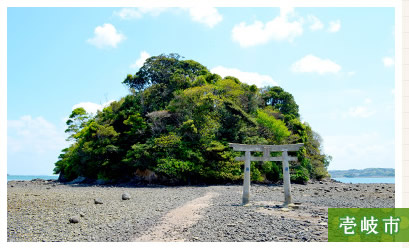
[54, 54, 331, 184]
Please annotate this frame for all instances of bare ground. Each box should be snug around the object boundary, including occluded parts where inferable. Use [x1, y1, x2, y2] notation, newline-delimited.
[7, 179, 394, 242]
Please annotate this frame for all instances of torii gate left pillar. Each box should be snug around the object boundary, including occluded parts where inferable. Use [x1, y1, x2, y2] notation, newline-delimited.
[229, 143, 304, 206]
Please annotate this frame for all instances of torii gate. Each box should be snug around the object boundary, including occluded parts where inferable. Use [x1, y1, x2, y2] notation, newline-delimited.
[229, 143, 304, 206]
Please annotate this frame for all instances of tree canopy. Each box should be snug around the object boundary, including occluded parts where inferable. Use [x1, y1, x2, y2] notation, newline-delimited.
[55, 54, 331, 185]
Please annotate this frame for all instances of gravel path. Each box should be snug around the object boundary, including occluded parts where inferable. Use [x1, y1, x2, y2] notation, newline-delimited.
[7, 179, 394, 242]
[133, 191, 219, 241]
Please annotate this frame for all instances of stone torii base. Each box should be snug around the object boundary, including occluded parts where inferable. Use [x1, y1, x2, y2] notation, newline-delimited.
[229, 143, 304, 206]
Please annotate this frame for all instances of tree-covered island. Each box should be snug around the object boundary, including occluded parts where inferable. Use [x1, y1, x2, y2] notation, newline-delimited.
[54, 54, 331, 185]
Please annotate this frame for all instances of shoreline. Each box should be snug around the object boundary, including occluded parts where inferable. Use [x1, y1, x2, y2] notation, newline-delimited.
[332, 176, 394, 179]
[7, 179, 395, 242]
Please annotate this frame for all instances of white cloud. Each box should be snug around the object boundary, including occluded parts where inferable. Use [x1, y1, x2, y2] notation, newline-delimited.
[347, 71, 356, 76]
[87, 23, 126, 49]
[130, 51, 151, 69]
[188, 7, 223, 28]
[291, 54, 341, 75]
[382, 57, 394, 67]
[343, 98, 375, 119]
[72, 100, 115, 115]
[231, 8, 303, 47]
[115, 7, 222, 28]
[328, 20, 341, 33]
[211, 66, 278, 88]
[279, 7, 295, 18]
[114, 7, 168, 20]
[307, 15, 324, 31]
[8, 116, 67, 154]
[324, 132, 394, 170]
[115, 8, 143, 19]
[364, 98, 372, 104]
[344, 106, 375, 118]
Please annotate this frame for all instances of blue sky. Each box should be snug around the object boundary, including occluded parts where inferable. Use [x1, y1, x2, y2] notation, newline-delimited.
[7, 7, 395, 175]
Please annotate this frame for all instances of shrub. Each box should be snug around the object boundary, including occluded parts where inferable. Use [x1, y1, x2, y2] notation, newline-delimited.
[290, 166, 309, 184]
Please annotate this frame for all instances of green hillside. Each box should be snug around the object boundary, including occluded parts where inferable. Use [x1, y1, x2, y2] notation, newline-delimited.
[54, 54, 331, 185]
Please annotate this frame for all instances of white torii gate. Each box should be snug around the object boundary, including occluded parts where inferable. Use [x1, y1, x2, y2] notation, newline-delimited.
[229, 143, 304, 206]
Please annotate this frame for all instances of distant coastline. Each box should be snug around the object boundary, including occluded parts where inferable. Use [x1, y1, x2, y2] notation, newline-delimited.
[329, 168, 394, 178]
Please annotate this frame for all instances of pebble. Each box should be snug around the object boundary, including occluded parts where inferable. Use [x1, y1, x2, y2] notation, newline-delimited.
[94, 199, 103, 204]
[69, 217, 79, 224]
[122, 193, 131, 200]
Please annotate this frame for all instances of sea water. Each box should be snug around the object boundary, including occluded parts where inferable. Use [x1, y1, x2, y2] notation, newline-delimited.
[332, 177, 395, 184]
[6, 175, 395, 184]
[7, 175, 59, 182]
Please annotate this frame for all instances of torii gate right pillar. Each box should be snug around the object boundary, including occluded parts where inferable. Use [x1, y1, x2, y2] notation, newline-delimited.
[243, 151, 251, 205]
[282, 150, 292, 205]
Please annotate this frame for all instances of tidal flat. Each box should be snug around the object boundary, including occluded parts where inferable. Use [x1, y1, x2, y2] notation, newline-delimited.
[7, 179, 394, 242]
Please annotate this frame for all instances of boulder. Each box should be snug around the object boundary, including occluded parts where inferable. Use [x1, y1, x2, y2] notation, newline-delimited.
[58, 172, 68, 182]
[69, 176, 87, 184]
[94, 198, 103, 204]
[96, 179, 110, 185]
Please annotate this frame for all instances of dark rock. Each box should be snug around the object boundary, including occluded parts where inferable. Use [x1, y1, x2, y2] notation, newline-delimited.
[122, 193, 131, 200]
[94, 199, 103, 204]
[32, 178, 45, 182]
[57, 172, 68, 182]
[69, 217, 79, 223]
[69, 176, 87, 184]
[96, 179, 109, 185]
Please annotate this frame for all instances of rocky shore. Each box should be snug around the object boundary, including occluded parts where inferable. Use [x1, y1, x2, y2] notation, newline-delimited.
[7, 179, 394, 242]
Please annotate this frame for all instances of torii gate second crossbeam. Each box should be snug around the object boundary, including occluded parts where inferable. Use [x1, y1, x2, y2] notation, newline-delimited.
[229, 143, 304, 206]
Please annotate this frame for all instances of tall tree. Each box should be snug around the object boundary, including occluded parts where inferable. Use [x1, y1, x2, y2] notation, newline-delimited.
[261, 86, 300, 119]
[65, 107, 90, 141]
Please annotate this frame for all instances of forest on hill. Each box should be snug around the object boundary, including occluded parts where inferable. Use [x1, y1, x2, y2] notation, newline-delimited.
[54, 54, 331, 185]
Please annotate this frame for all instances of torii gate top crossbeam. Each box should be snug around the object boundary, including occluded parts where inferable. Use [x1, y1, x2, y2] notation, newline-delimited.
[229, 143, 304, 152]
[229, 143, 303, 162]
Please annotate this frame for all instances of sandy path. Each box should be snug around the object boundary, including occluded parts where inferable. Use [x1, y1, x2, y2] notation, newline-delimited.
[132, 191, 219, 242]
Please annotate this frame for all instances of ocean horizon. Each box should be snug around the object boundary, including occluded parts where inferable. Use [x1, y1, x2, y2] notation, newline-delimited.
[7, 175, 395, 184]
[332, 177, 395, 184]
[7, 175, 59, 182]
